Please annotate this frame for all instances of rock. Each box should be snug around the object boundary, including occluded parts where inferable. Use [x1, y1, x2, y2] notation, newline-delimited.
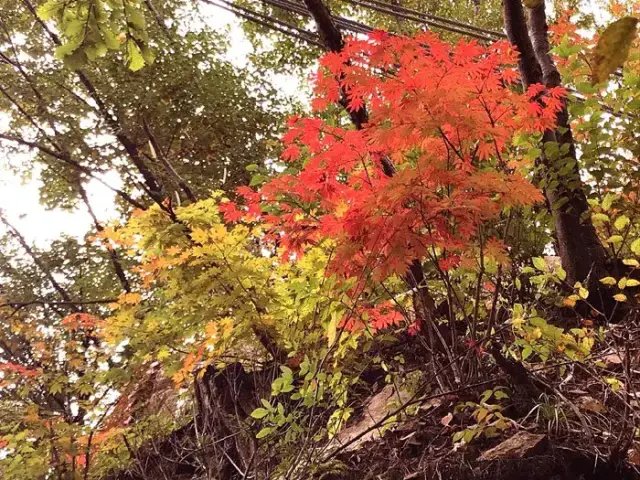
[333, 384, 410, 451]
[479, 431, 548, 461]
[603, 352, 623, 368]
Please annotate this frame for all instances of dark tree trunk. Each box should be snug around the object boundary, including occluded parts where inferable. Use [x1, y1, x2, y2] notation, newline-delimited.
[503, 0, 612, 310]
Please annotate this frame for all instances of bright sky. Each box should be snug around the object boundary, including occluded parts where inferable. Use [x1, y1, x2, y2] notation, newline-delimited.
[0, 3, 303, 246]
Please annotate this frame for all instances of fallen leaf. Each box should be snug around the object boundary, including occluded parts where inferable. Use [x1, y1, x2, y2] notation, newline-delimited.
[576, 395, 606, 413]
[440, 412, 453, 426]
[420, 397, 443, 411]
[628, 446, 640, 465]
[603, 353, 623, 365]
[480, 432, 547, 461]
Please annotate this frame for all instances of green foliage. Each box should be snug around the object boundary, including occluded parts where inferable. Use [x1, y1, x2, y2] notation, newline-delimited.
[37, 0, 154, 70]
[0, 1, 285, 213]
[452, 388, 511, 444]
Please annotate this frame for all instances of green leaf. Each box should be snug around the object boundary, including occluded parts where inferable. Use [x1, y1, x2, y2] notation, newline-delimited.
[591, 17, 640, 84]
[126, 7, 147, 30]
[49, 382, 63, 395]
[141, 45, 156, 65]
[463, 428, 476, 444]
[591, 213, 609, 224]
[76, 382, 94, 396]
[36, 0, 60, 21]
[126, 40, 145, 71]
[101, 27, 121, 50]
[602, 193, 617, 211]
[600, 276, 617, 286]
[250, 408, 269, 419]
[494, 390, 509, 400]
[327, 310, 339, 346]
[256, 427, 274, 439]
[614, 215, 630, 231]
[85, 42, 108, 61]
[532, 257, 546, 271]
[606, 235, 624, 245]
[55, 40, 82, 59]
[631, 239, 640, 255]
[64, 19, 85, 38]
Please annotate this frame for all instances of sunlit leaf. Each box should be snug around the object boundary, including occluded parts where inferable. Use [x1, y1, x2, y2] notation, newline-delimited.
[591, 17, 639, 84]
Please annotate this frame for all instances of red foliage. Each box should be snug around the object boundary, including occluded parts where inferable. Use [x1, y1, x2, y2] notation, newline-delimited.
[234, 32, 566, 327]
[61, 313, 100, 331]
[342, 301, 404, 333]
[0, 361, 39, 378]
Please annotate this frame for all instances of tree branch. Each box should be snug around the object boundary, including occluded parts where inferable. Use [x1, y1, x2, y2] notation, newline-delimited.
[503, 0, 610, 296]
[78, 182, 132, 292]
[502, 0, 542, 87]
[0, 299, 116, 309]
[0, 133, 146, 210]
[0, 213, 76, 308]
[142, 118, 197, 203]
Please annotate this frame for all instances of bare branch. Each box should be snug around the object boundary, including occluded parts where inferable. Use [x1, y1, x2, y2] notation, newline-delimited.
[0, 132, 146, 209]
[0, 213, 76, 308]
[78, 182, 132, 292]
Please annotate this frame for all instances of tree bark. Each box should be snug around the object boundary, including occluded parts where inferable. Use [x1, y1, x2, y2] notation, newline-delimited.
[503, 0, 610, 296]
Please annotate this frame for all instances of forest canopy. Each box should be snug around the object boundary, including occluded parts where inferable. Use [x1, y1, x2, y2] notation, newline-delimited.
[1, 0, 640, 479]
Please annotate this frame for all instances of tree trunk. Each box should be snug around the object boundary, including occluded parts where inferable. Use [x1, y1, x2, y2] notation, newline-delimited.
[503, 0, 611, 307]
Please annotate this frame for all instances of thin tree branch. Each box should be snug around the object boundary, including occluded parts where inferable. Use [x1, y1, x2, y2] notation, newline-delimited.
[143, 117, 197, 203]
[78, 182, 132, 292]
[0, 132, 146, 209]
[0, 299, 117, 309]
[0, 213, 76, 308]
